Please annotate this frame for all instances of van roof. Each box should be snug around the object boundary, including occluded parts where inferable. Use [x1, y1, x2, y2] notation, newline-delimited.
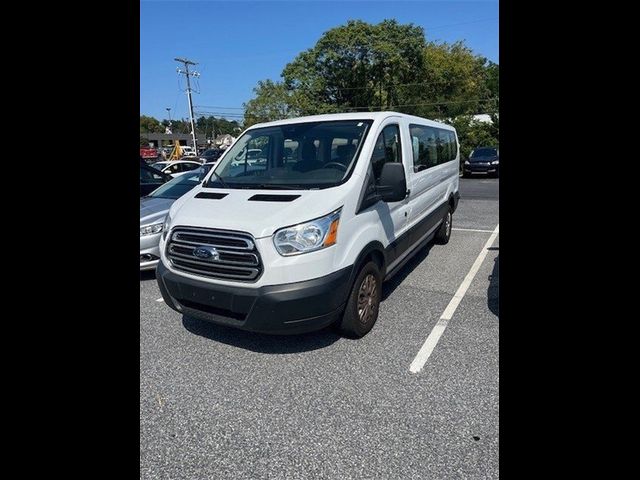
[248, 111, 454, 131]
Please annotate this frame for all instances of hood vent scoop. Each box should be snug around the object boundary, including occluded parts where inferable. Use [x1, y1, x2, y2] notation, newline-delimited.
[248, 194, 301, 202]
[195, 192, 228, 200]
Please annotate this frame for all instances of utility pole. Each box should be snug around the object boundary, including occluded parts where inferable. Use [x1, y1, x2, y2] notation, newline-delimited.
[175, 57, 200, 153]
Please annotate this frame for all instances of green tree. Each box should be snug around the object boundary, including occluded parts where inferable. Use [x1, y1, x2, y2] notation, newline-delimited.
[243, 19, 498, 124]
[281, 19, 428, 114]
[447, 115, 499, 160]
[244, 80, 298, 127]
[140, 115, 163, 133]
[214, 117, 241, 135]
[413, 41, 492, 118]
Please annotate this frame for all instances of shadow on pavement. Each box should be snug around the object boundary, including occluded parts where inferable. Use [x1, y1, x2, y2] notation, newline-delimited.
[182, 316, 340, 354]
[382, 243, 434, 301]
[140, 270, 156, 282]
[488, 254, 499, 317]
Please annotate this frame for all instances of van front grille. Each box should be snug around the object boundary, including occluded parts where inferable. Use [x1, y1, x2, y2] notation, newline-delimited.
[166, 227, 262, 281]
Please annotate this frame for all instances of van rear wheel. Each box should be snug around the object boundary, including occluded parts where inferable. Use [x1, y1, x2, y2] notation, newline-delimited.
[435, 207, 453, 244]
[338, 261, 382, 338]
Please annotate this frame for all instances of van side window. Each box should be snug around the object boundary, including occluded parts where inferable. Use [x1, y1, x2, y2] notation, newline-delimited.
[410, 124, 456, 171]
[370, 124, 401, 182]
[447, 131, 458, 161]
[409, 124, 437, 172]
[437, 129, 450, 164]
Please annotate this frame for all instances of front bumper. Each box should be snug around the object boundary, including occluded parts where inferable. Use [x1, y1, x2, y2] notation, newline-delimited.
[464, 163, 499, 174]
[140, 233, 162, 271]
[156, 261, 353, 334]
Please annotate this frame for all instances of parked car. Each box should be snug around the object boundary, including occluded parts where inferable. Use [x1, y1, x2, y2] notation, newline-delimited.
[150, 160, 203, 177]
[179, 146, 197, 157]
[198, 148, 223, 163]
[140, 162, 172, 197]
[156, 112, 460, 338]
[463, 147, 499, 177]
[140, 167, 210, 271]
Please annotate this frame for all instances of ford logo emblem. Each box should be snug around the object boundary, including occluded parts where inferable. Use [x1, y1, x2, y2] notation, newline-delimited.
[193, 246, 220, 261]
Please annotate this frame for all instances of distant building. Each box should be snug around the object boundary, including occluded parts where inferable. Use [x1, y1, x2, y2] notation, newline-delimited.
[140, 132, 206, 149]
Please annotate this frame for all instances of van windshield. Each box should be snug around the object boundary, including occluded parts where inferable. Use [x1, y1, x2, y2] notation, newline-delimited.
[204, 120, 372, 189]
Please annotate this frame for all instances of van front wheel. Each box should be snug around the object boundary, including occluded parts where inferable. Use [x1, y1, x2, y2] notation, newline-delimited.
[338, 261, 382, 338]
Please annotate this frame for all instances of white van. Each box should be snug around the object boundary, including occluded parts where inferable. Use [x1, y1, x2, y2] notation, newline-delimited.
[156, 112, 460, 337]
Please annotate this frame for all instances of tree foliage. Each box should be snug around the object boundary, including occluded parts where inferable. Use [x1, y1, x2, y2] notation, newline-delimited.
[244, 19, 499, 123]
[244, 80, 297, 128]
[446, 115, 499, 160]
[196, 116, 241, 137]
[140, 115, 241, 136]
[140, 115, 163, 133]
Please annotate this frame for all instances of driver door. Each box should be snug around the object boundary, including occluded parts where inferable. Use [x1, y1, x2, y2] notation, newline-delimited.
[368, 122, 410, 243]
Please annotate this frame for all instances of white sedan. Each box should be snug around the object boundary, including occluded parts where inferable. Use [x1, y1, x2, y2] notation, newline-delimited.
[150, 160, 203, 178]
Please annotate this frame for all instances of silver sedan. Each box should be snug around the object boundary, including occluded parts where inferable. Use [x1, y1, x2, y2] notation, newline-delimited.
[140, 165, 213, 271]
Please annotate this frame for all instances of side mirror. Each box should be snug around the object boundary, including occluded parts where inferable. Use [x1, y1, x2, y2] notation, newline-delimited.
[377, 163, 407, 203]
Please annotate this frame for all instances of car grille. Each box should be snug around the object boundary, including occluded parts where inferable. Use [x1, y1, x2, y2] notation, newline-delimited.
[166, 227, 262, 281]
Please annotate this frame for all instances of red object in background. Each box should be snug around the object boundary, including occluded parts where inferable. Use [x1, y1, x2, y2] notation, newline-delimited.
[140, 147, 158, 159]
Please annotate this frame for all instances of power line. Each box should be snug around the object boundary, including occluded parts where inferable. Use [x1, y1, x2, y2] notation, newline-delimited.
[342, 98, 497, 110]
[195, 97, 497, 117]
[195, 105, 245, 110]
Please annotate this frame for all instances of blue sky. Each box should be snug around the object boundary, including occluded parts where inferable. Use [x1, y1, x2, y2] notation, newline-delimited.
[140, 0, 498, 121]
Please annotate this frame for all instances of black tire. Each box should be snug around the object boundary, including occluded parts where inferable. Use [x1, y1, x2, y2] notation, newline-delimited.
[434, 207, 453, 244]
[338, 261, 382, 338]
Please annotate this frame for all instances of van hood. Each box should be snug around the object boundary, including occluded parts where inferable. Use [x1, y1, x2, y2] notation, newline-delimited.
[170, 182, 353, 239]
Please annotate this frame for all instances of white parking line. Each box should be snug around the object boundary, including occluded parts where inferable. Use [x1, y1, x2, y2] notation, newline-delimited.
[409, 224, 499, 374]
[156, 298, 164, 302]
[452, 227, 494, 233]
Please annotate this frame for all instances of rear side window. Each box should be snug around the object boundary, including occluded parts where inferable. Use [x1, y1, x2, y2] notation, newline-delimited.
[167, 163, 182, 174]
[410, 124, 457, 172]
[182, 163, 199, 172]
[370, 124, 402, 182]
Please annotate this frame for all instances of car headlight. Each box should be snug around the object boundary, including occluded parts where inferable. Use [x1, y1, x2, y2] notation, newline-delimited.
[464, 160, 470, 165]
[162, 214, 172, 241]
[140, 222, 163, 236]
[273, 208, 341, 256]
[491, 160, 499, 165]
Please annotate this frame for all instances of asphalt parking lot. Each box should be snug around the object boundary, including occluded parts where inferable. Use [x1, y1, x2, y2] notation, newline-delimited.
[140, 177, 499, 479]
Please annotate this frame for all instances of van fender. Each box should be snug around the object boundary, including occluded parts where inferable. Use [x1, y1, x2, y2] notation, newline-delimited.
[346, 241, 387, 292]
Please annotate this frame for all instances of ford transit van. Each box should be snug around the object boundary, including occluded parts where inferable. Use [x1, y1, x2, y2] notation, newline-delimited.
[156, 112, 460, 337]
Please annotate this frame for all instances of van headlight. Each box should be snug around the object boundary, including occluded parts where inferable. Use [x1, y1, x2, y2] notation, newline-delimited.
[491, 160, 499, 165]
[140, 222, 163, 236]
[464, 160, 470, 165]
[273, 208, 342, 256]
